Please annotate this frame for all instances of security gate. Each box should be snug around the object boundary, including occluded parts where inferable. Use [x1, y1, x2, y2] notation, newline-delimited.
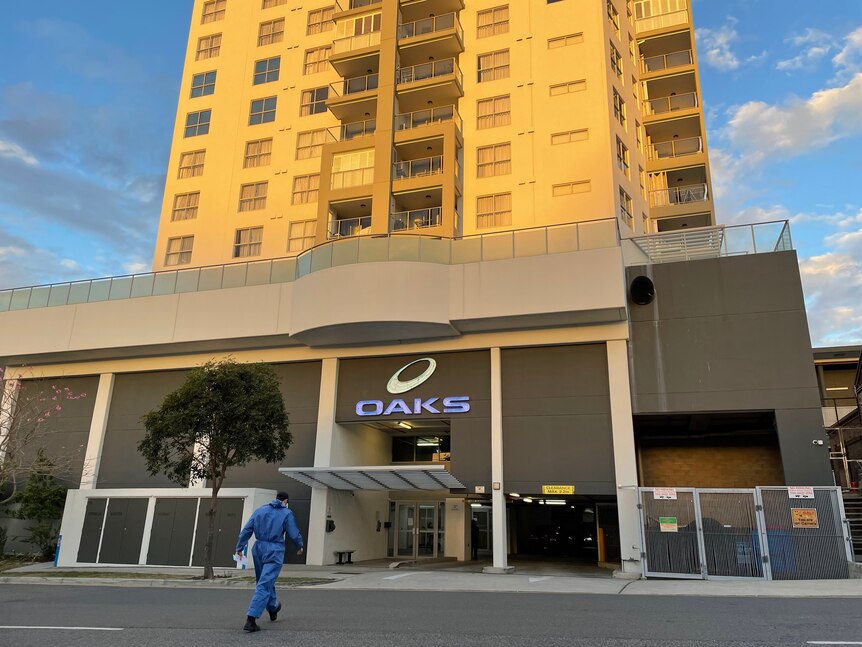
[638, 487, 853, 580]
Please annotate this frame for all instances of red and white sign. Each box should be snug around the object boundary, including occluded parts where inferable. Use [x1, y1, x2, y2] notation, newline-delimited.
[653, 488, 677, 500]
[788, 486, 814, 499]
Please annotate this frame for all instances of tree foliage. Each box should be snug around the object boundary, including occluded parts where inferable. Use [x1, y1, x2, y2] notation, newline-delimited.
[8, 450, 68, 559]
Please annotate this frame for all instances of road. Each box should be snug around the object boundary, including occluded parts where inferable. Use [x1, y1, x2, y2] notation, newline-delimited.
[0, 585, 860, 646]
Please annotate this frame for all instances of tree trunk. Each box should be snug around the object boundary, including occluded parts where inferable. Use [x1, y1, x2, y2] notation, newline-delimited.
[203, 485, 219, 580]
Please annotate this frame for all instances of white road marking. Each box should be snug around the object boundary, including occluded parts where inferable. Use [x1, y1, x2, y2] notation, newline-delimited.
[807, 642, 862, 645]
[528, 576, 552, 583]
[383, 572, 419, 580]
[0, 626, 124, 631]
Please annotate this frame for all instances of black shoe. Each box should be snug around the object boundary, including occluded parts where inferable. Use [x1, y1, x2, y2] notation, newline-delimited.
[268, 602, 282, 622]
[243, 618, 261, 632]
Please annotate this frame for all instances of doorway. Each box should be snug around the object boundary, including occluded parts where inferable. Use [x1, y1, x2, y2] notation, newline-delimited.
[395, 501, 444, 559]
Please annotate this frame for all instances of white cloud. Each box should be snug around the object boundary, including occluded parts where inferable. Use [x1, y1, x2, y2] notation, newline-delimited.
[122, 262, 149, 274]
[0, 140, 38, 166]
[725, 73, 862, 156]
[776, 28, 833, 72]
[833, 26, 862, 81]
[696, 20, 742, 71]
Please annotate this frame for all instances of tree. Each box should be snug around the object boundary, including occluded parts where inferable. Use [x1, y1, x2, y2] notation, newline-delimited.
[8, 450, 68, 560]
[139, 359, 292, 579]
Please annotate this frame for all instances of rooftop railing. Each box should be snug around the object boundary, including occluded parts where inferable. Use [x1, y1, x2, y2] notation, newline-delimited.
[332, 30, 381, 55]
[649, 183, 708, 208]
[396, 58, 461, 85]
[327, 216, 372, 239]
[0, 220, 620, 312]
[397, 13, 461, 40]
[394, 105, 462, 132]
[326, 118, 376, 142]
[390, 207, 442, 232]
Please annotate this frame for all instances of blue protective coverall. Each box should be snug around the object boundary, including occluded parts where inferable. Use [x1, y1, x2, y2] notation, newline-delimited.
[236, 499, 304, 619]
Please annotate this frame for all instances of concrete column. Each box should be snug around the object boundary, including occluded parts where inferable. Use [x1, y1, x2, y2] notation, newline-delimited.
[0, 377, 21, 465]
[606, 340, 643, 577]
[138, 497, 157, 565]
[307, 358, 339, 566]
[484, 347, 513, 573]
[79, 373, 115, 490]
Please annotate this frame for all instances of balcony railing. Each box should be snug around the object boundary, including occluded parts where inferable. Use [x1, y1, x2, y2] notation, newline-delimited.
[641, 49, 693, 73]
[332, 31, 381, 55]
[329, 73, 379, 97]
[394, 105, 462, 132]
[397, 58, 461, 85]
[649, 183, 708, 207]
[330, 166, 375, 190]
[0, 220, 621, 312]
[335, 0, 381, 11]
[327, 216, 372, 239]
[634, 9, 689, 33]
[397, 13, 460, 40]
[644, 91, 698, 115]
[648, 136, 702, 160]
[327, 119, 377, 142]
[393, 155, 443, 180]
[390, 207, 442, 231]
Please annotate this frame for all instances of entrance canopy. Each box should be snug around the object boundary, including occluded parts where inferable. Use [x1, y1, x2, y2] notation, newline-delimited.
[279, 465, 464, 491]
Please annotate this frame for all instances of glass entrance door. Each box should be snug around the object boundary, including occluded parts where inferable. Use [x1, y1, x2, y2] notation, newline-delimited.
[396, 502, 442, 559]
[396, 503, 415, 558]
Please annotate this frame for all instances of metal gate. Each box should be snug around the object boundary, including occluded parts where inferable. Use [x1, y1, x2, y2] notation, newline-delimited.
[638, 487, 852, 580]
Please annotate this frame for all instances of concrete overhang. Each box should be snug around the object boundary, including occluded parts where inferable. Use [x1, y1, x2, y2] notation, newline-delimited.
[279, 465, 465, 491]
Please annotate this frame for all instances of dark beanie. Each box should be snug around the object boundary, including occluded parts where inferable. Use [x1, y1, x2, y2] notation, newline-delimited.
[276, 491, 290, 502]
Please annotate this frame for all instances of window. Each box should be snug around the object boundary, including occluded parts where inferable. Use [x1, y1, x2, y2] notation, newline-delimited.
[258, 18, 284, 46]
[201, 0, 226, 24]
[632, 75, 638, 99]
[477, 95, 510, 129]
[171, 192, 200, 221]
[551, 129, 588, 145]
[165, 236, 194, 266]
[619, 187, 633, 227]
[616, 137, 629, 177]
[629, 34, 637, 64]
[552, 180, 591, 196]
[613, 89, 626, 129]
[636, 121, 643, 152]
[477, 6, 509, 38]
[478, 49, 510, 82]
[639, 166, 646, 199]
[610, 43, 623, 81]
[296, 129, 326, 159]
[304, 45, 331, 75]
[190, 71, 216, 98]
[476, 143, 512, 178]
[307, 6, 335, 35]
[300, 87, 329, 116]
[185, 110, 211, 137]
[244, 138, 272, 168]
[288, 220, 317, 253]
[292, 174, 320, 205]
[239, 181, 268, 212]
[262, 0, 286, 7]
[477, 193, 512, 229]
[642, 212, 649, 233]
[249, 97, 277, 125]
[607, 1, 620, 38]
[178, 150, 205, 178]
[549, 79, 586, 95]
[548, 32, 583, 48]
[253, 56, 281, 84]
[234, 227, 263, 258]
[330, 149, 375, 189]
[196, 34, 221, 60]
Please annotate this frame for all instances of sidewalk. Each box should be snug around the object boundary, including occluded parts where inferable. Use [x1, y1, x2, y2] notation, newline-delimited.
[2, 560, 862, 598]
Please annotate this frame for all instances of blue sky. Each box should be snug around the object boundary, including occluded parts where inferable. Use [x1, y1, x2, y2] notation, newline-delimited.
[0, 1, 861, 346]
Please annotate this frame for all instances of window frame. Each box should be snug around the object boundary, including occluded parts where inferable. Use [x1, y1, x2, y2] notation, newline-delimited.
[178, 150, 206, 179]
[477, 5, 509, 39]
[165, 235, 194, 266]
[300, 87, 329, 116]
[258, 18, 285, 46]
[476, 94, 511, 129]
[288, 219, 317, 253]
[477, 49, 511, 83]
[184, 109, 212, 137]
[244, 138, 273, 168]
[249, 96, 278, 125]
[307, 6, 335, 35]
[233, 227, 264, 259]
[171, 192, 200, 221]
[291, 174, 321, 205]
[476, 142, 512, 178]
[190, 71, 217, 98]
[476, 192, 512, 229]
[201, 0, 226, 24]
[238, 181, 269, 212]
[196, 34, 222, 60]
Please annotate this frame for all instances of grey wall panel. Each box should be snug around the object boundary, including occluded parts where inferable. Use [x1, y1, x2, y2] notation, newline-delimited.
[502, 345, 614, 496]
[147, 498, 197, 566]
[450, 417, 491, 491]
[192, 498, 244, 568]
[98, 498, 147, 564]
[775, 409, 833, 486]
[98, 370, 190, 489]
[76, 498, 107, 563]
[10, 376, 99, 488]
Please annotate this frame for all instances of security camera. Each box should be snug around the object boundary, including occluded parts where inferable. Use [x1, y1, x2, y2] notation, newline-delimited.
[812, 439, 824, 446]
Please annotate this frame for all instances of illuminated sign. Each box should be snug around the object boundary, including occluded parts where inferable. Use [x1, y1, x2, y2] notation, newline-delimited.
[542, 485, 575, 495]
[356, 358, 471, 417]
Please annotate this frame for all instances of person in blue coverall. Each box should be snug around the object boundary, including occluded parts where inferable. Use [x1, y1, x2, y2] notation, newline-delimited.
[236, 491, 305, 633]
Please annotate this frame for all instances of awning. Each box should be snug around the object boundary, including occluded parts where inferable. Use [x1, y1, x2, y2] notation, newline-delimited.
[278, 465, 465, 491]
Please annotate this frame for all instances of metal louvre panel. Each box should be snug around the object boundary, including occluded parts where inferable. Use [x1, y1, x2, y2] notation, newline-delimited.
[759, 487, 851, 581]
[696, 490, 765, 579]
[279, 466, 465, 491]
[639, 488, 702, 578]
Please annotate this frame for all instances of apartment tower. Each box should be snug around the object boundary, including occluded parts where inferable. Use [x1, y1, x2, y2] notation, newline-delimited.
[152, 0, 714, 271]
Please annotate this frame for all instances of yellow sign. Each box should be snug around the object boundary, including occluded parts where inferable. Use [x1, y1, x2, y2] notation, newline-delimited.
[791, 508, 819, 529]
[542, 485, 575, 495]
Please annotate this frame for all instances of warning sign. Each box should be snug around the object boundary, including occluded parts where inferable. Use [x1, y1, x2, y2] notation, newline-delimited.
[659, 517, 678, 533]
[788, 486, 815, 499]
[542, 485, 575, 495]
[791, 508, 819, 529]
[654, 488, 677, 500]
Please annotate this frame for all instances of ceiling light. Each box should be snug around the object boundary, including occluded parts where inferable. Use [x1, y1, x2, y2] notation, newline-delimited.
[545, 500, 566, 505]
[397, 421, 413, 430]
[470, 503, 482, 508]
[510, 493, 520, 498]
[522, 498, 533, 503]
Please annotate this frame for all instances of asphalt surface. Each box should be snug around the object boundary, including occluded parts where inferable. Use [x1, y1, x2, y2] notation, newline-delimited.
[0, 585, 860, 646]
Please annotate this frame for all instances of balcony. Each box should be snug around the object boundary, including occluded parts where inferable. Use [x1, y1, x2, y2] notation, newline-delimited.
[390, 207, 443, 232]
[397, 13, 464, 66]
[648, 136, 702, 161]
[327, 118, 376, 143]
[327, 73, 379, 121]
[335, 0, 380, 11]
[396, 58, 464, 112]
[394, 105, 462, 133]
[330, 31, 381, 77]
[330, 166, 375, 191]
[400, 0, 465, 23]
[641, 49, 693, 74]
[634, 8, 689, 34]
[643, 92, 698, 116]
[649, 183, 708, 208]
[328, 215, 372, 239]
[393, 155, 443, 180]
